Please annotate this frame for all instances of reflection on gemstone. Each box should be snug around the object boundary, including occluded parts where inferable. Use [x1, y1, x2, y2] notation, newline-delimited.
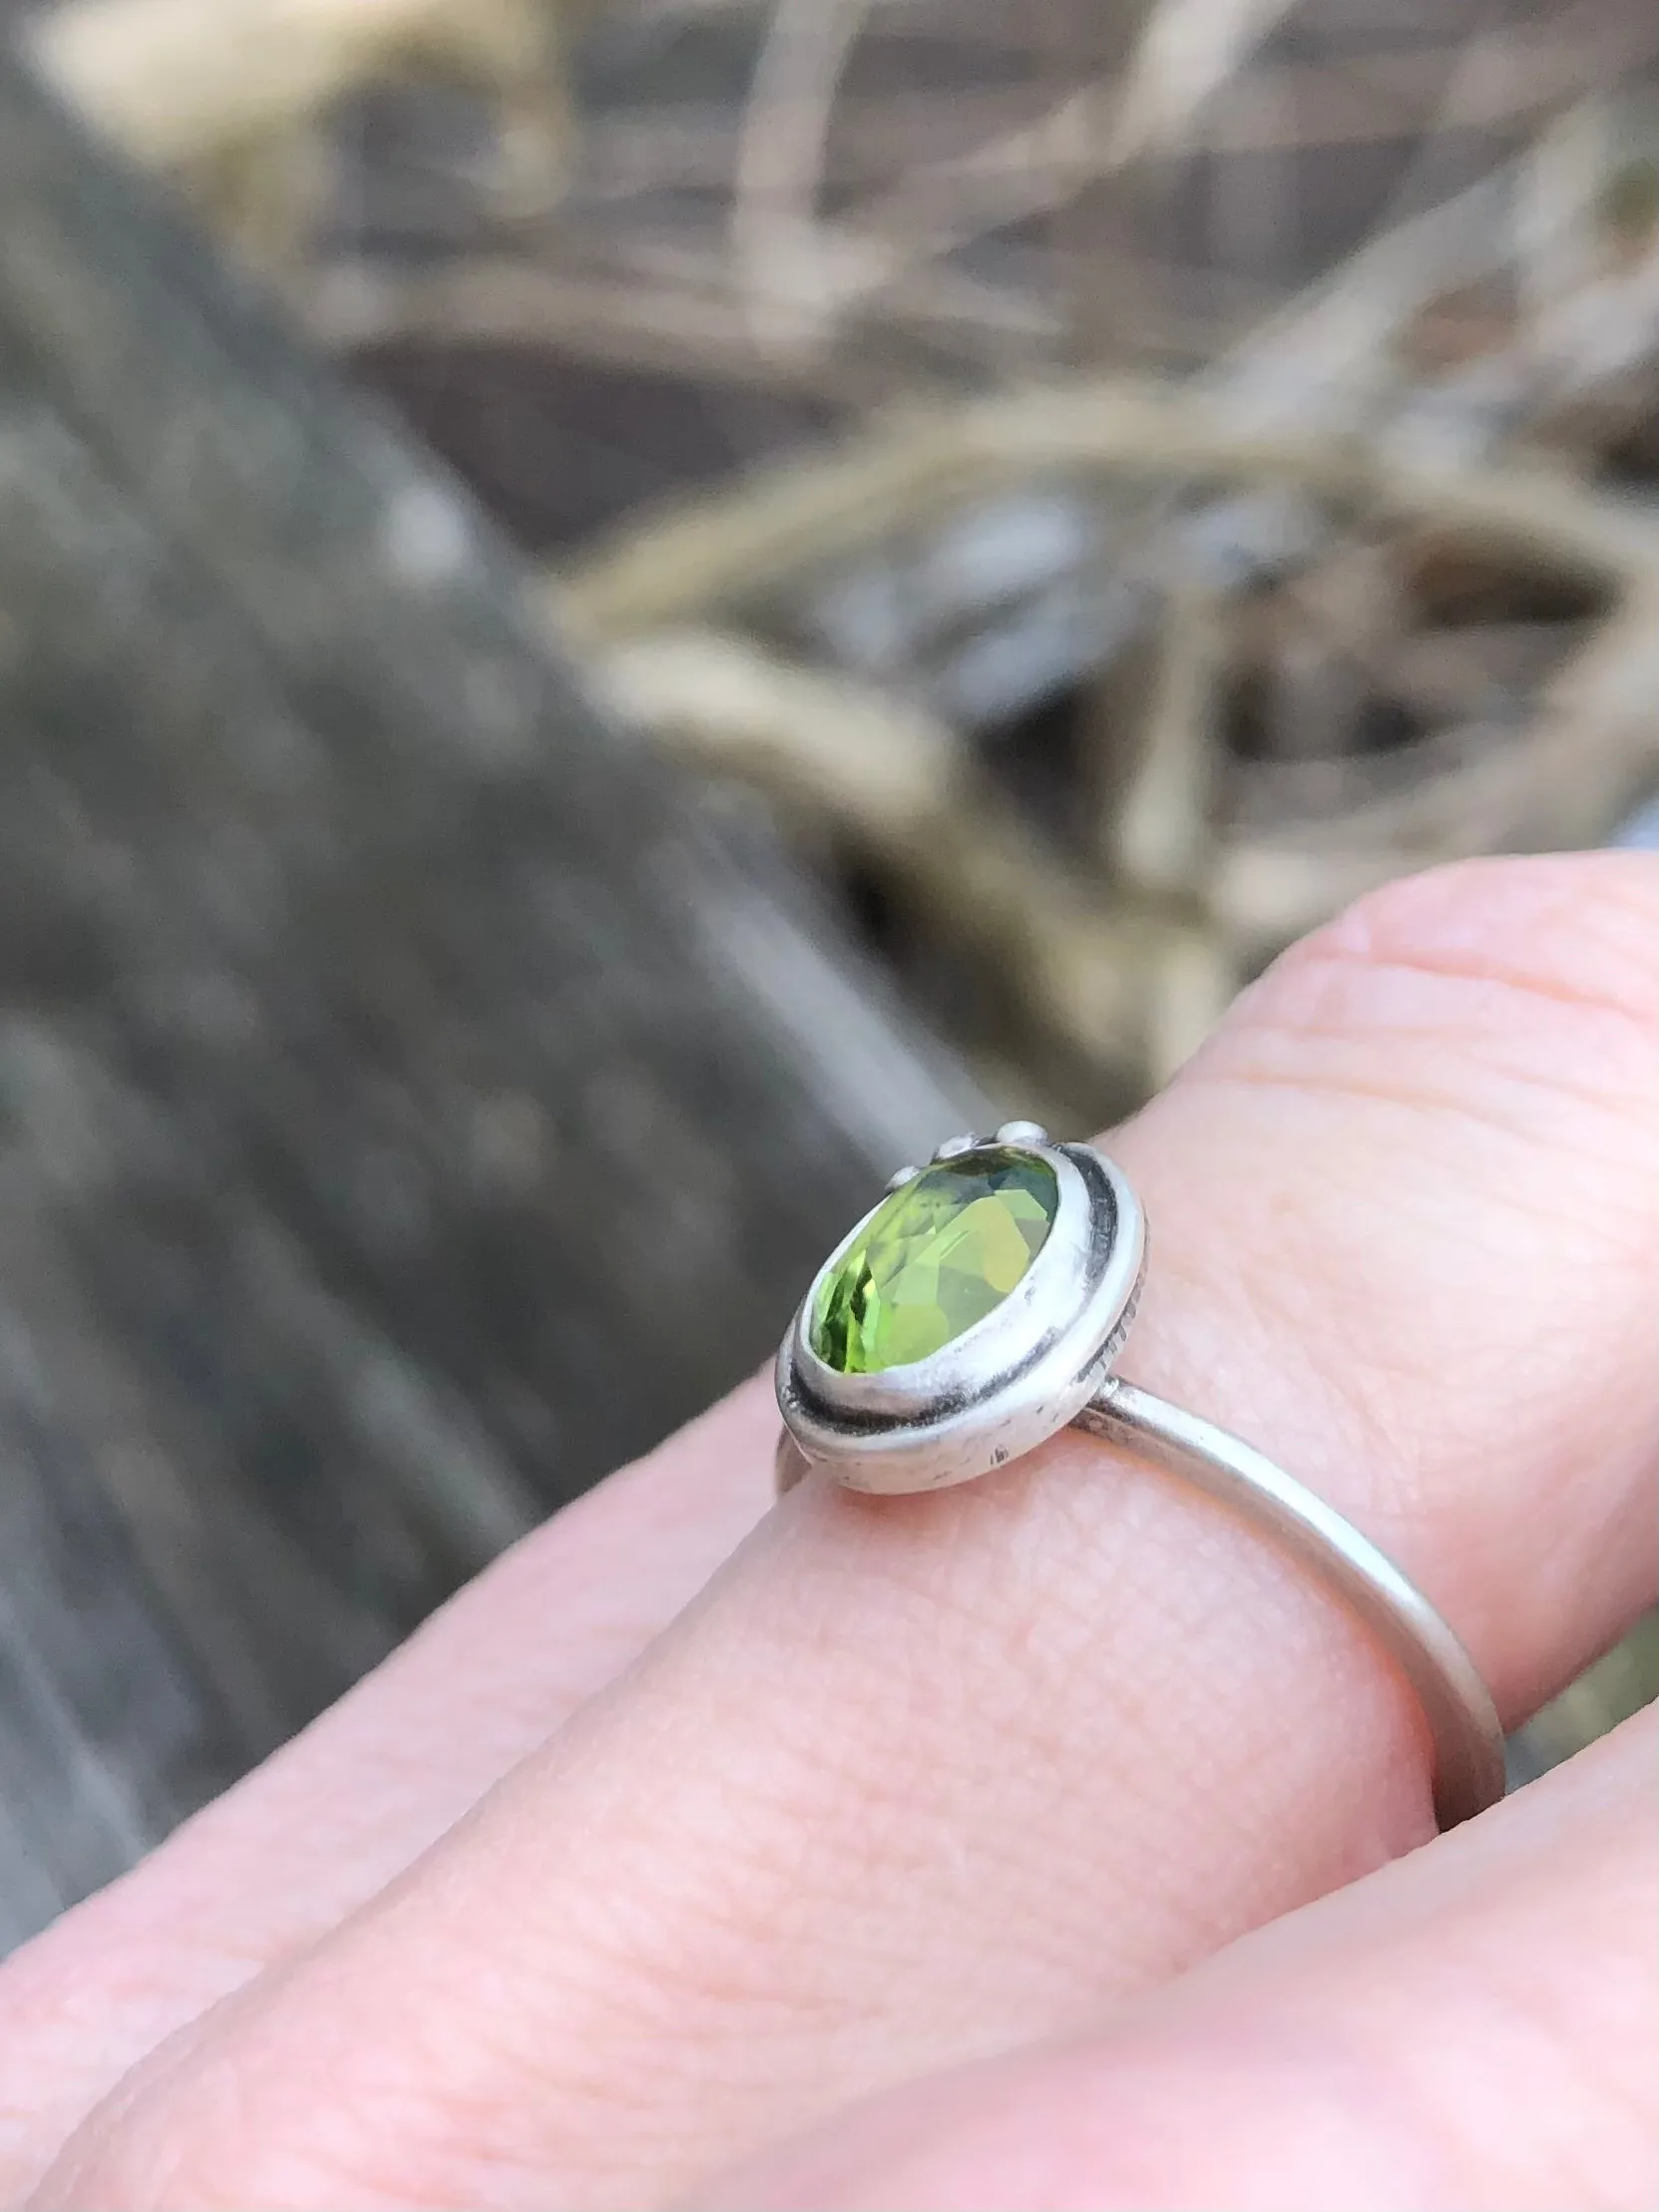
[812, 1145, 1058, 1375]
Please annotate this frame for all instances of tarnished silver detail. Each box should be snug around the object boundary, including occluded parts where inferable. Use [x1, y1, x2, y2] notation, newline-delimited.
[932, 1133, 981, 1161]
[774, 1134, 1506, 1833]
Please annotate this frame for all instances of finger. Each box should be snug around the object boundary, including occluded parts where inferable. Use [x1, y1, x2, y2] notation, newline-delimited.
[0, 1383, 775, 2201]
[708, 1710, 1659, 2212]
[37, 854, 1659, 2212]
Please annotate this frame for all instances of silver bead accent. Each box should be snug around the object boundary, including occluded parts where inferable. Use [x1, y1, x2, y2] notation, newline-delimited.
[994, 1119, 1048, 1146]
[932, 1133, 980, 1161]
[885, 1163, 922, 1191]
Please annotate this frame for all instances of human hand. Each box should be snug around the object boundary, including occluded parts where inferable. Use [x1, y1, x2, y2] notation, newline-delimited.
[3, 853, 1654, 2211]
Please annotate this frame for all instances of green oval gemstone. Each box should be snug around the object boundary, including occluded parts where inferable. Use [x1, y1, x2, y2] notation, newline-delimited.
[812, 1145, 1059, 1375]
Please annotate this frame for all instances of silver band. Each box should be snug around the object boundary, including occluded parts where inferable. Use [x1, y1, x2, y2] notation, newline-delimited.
[774, 1128, 1505, 1833]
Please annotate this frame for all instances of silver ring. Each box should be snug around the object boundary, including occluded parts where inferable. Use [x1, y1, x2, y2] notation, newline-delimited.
[774, 1124, 1505, 1832]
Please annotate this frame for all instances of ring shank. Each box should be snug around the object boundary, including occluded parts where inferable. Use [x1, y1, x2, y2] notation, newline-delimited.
[776, 1377, 1505, 1831]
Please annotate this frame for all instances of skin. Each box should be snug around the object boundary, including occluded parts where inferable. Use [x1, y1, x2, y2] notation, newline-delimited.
[1, 850, 1654, 2212]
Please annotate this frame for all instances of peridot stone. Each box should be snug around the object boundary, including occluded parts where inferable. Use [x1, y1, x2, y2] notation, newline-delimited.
[812, 1145, 1058, 1375]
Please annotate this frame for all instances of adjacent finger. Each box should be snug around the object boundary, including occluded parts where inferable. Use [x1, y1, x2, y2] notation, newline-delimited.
[36, 853, 1659, 2212]
[709, 1710, 1658, 2212]
[0, 1383, 775, 2201]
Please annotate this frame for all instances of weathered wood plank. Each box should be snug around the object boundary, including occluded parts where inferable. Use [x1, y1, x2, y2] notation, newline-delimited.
[0, 48, 982, 1950]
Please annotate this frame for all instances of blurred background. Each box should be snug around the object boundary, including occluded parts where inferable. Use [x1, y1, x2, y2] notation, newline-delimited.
[0, 0, 1654, 1948]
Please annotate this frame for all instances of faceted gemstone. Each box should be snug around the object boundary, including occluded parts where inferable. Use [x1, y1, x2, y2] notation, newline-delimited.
[812, 1145, 1058, 1375]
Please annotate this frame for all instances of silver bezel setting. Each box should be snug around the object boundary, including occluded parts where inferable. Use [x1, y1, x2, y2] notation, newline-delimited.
[772, 1126, 1508, 1833]
[776, 1131, 1145, 1495]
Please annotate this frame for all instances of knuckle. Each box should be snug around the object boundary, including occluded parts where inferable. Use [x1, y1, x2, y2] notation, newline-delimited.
[1313, 851, 1657, 1033]
[1210, 853, 1658, 1151]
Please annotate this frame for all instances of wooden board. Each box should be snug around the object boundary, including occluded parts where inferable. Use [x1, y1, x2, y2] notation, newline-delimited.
[0, 49, 982, 1951]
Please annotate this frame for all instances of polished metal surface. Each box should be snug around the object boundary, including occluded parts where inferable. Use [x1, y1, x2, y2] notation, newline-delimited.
[775, 1128, 1506, 1832]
